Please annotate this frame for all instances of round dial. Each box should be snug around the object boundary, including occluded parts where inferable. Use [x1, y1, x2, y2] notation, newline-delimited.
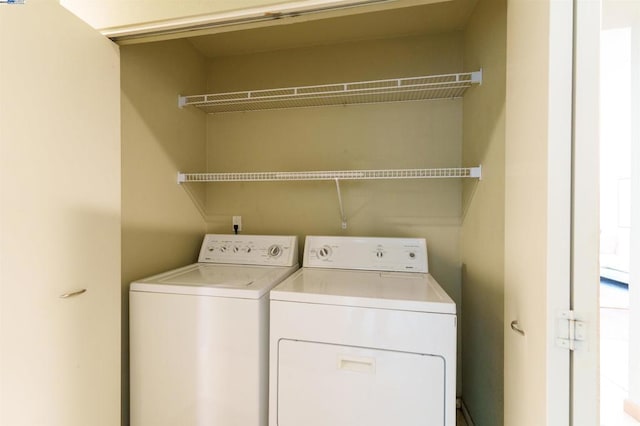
[267, 244, 282, 258]
[318, 246, 332, 259]
[376, 249, 384, 258]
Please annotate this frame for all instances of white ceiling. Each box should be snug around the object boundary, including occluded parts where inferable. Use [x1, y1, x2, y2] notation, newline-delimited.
[188, 0, 478, 57]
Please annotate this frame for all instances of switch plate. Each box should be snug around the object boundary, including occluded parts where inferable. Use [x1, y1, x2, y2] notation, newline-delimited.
[232, 216, 242, 232]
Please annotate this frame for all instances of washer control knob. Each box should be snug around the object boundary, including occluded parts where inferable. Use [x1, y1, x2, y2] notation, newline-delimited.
[409, 252, 416, 259]
[244, 246, 252, 253]
[268, 244, 282, 258]
[376, 249, 384, 258]
[232, 246, 239, 253]
[318, 246, 332, 259]
[219, 246, 228, 253]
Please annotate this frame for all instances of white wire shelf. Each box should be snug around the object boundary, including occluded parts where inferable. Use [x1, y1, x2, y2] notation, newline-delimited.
[178, 70, 482, 113]
[177, 166, 482, 183]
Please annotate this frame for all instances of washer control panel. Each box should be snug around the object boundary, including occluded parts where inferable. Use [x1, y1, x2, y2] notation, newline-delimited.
[198, 234, 298, 266]
[303, 236, 428, 273]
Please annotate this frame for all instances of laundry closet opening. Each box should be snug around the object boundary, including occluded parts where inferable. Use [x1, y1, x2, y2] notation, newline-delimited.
[119, 0, 506, 424]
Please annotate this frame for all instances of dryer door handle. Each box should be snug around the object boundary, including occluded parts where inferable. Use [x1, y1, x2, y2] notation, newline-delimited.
[338, 355, 376, 373]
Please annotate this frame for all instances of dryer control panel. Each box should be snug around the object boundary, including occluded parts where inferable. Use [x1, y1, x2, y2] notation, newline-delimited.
[303, 236, 427, 273]
[198, 234, 298, 266]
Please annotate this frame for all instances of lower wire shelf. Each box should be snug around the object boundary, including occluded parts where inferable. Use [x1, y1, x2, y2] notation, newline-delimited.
[177, 166, 482, 183]
[177, 166, 482, 230]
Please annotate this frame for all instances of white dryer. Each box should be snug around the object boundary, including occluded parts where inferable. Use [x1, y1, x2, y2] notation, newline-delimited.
[130, 234, 298, 426]
[269, 236, 456, 426]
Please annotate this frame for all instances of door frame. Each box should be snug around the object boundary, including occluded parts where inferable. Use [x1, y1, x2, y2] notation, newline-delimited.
[571, 0, 601, 424]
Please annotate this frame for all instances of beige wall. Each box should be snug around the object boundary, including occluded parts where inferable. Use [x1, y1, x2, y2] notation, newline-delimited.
[460, 0, 506, 423]
[120, 39, 207, 424]
[206, 33, 464, 92]
[203, 33, 466, 391]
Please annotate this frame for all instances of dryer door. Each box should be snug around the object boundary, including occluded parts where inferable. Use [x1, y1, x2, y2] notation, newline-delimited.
[276, 339, 446, 426]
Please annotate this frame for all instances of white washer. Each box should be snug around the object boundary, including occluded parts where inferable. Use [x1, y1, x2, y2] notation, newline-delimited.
[130, 234, 298, 426]
[269, 236, 456, 426]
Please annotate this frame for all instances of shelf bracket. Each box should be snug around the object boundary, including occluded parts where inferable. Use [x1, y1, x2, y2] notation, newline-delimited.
[178, 95, 187, 109]
[471, 164, 482, 180]
[334, 179, 347, 230]
[471, 68, 483, 85]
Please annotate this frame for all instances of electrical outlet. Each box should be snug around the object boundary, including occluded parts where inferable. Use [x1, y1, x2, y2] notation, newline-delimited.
[232, 216, 242, 232]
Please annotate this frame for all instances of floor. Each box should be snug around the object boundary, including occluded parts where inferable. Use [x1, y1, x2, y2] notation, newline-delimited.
[600, 279, 638, 426]
[457, 408, 468, 426]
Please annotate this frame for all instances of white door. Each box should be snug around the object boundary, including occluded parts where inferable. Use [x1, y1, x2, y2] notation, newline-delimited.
[504, 0, 574, 424]
[505, 0, 604, 424]
[0, 1, 121, 425]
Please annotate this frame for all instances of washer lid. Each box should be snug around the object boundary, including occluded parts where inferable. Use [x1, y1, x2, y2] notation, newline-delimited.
[270, 268, 455, 314]
[130, 263, 298, 299]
